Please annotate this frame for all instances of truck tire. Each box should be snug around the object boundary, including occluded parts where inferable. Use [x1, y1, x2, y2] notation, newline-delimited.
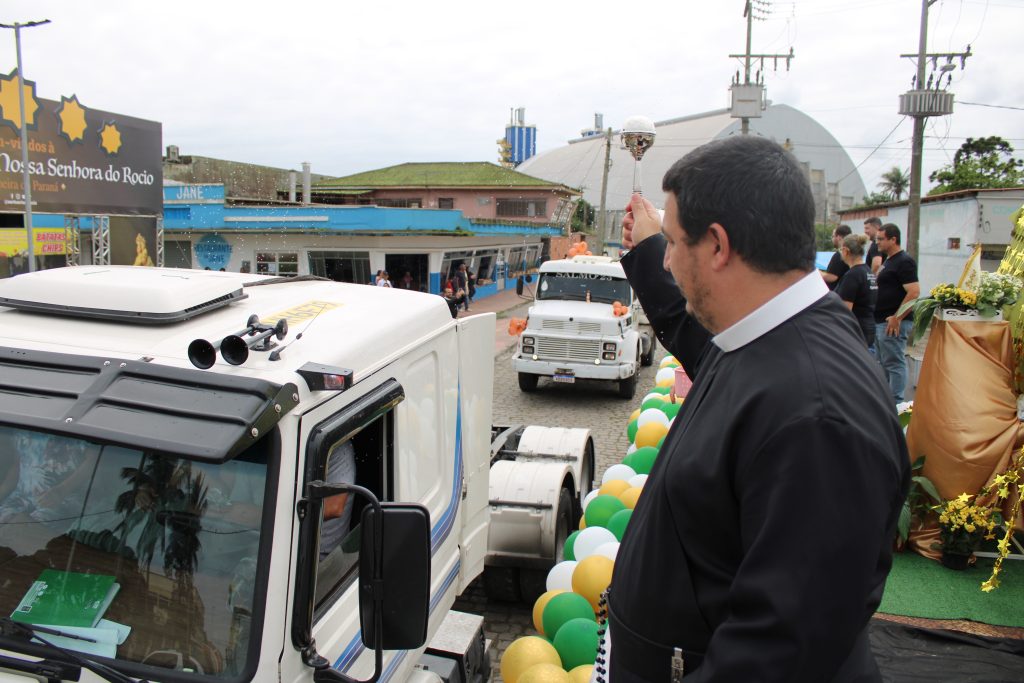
[483, 566, 521, 602]
[518, 372, 539, 392]
[641, 336, 656, 366]
[617, 372, 637, 400]
[519, 487, 573, 604]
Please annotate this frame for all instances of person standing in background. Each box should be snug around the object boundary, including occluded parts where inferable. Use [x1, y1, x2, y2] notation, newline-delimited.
[820, 224, 852, 290]
[835, 234, 879, 350]
[873, 223, 919, 403]
[863, 217, 886, 275]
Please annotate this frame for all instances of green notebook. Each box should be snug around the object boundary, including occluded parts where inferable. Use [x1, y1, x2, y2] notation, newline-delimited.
[10, 569, 120, 629]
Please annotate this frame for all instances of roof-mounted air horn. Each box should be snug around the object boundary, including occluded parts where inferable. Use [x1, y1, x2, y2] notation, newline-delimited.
[188, 314, 289, 369]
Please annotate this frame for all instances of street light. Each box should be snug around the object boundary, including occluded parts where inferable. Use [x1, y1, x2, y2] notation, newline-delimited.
[0, 18, 51, 273]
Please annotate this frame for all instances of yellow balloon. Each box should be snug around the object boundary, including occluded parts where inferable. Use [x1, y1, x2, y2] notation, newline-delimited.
[634, 422, 668, 449]
[655, 378, 673, 388]
[629, 408, 641, 423]
[569, 665, 595, 683]
[519, 663, 571, 683]
[501, 637, 562, 683]
[572, 555, 615, 609]
[599, 479, 630, 498]
[532, 590, 565, 636]
[618, 486, 643, 509]
[579, 516, 587, 530]
[659, 356, 679, 368]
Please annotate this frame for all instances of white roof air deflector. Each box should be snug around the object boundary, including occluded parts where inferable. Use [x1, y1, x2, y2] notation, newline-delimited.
[0, 266, 247, 324]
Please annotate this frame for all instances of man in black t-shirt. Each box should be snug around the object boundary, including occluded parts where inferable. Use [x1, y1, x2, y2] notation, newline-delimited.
[819, 224, 852, 290]
[873, 224, 920, 402]
[863, 217, 886, 275]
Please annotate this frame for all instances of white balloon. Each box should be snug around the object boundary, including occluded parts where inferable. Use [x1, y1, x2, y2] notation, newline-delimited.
[546, 560, 578, 592]
[574, 527, 617, 560]
[655, 367, 675, 384]
[659, 354, 678, 367]
[602, 464, 637, 484]
[582, 489, 600, 512]
[637, 408, 670, 428]
[641, 392, 662, 405]
[628, 474, 648, 488]
[594, 541, 620, 561]
[625, 443, 637, 456]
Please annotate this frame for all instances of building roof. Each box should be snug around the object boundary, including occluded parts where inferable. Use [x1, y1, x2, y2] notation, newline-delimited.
[315, 161, 576, 192]
[517, 104, 867, 210]
[837, 186, 1024, 217]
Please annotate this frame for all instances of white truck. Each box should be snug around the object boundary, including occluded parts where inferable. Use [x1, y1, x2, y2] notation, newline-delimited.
[0, 267, 594, 683]
[511, 256, 654, 399]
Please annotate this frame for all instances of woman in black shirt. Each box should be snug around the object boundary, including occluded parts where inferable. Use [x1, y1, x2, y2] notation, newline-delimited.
[834, 234, 878, 348]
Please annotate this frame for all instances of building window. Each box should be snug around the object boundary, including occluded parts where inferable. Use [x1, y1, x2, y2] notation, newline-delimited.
[308, 251, 371, 284]
[438, 198, 455, 210]
[256, 251, 299, 276]
[496, 199, 547, 218]
[947, 238, 961, 250]
[375, 198, 422, 208]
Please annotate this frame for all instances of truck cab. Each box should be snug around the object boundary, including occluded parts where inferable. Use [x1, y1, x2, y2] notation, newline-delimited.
[0, 266, 592, 683]
[512, 256, 654, 399]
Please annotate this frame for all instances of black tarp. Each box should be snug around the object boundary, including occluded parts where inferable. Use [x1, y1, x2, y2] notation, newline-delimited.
[871, 619, 1024, 682]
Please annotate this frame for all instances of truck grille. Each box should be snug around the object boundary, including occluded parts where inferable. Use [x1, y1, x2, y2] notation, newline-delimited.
[541, 320, 602, 335]
[535, 337, 602, 361]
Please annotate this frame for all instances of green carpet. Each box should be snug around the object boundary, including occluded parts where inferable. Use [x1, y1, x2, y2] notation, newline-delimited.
[878, 549, 1024, 627]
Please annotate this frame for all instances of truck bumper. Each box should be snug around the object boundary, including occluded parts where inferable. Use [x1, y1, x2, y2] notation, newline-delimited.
[512, 355, 634, 380]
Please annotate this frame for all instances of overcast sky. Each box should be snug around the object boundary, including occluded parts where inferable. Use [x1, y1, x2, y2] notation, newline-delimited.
[4, 0, 1021, 198]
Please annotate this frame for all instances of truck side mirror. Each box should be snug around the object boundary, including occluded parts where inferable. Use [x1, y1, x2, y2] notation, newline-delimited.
[516, 276, 524, 296]
[359, 503, 431, 651]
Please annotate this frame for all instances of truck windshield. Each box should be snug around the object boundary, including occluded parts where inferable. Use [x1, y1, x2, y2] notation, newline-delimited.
[0, 425, 273, 679]
[536, 272, 632, 305]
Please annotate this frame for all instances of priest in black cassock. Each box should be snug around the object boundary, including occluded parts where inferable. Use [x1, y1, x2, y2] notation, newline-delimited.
[600, 136, 909, 682]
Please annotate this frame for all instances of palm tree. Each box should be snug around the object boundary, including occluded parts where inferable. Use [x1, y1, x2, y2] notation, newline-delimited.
[878, 167, 910, 201]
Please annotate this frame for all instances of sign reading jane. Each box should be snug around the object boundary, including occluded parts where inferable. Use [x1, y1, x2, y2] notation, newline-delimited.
[0, 70, 162, 216]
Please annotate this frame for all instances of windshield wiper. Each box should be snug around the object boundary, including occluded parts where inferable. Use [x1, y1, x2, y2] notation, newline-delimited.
[0, 618, 144, 683]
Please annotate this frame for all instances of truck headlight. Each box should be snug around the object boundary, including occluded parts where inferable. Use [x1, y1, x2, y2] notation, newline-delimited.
[602, 351, 616, 360]
[522, 345, 534, 354]
[602, 342, 616, 351]
[523, 336, 535, 345]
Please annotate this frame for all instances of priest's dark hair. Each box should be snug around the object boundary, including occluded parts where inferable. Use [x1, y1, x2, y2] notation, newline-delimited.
[662, 136, 817, 274]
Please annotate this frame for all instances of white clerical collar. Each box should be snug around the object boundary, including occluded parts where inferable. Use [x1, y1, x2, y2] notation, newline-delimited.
[712, 270, 828, 352]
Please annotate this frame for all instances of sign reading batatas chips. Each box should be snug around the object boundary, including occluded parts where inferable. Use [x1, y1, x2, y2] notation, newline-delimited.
[0, 69, 162, 216]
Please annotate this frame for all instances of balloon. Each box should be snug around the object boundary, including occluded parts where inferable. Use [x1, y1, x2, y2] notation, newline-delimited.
[641, 392, 663, 404]
[618, 486, 643, 510]
[579, 516, 587, 530]
[636, 408, 669, 428]
[628, 474, 648, 488]
[634, 422, 668, 448]
[581, 489, 599, 512]
[573, 526, 617, 560]
[628, 407, 641, 423]
[584, 495, 625, 529]
[598, 479, 630, 498]
[546, 560, 578, 592]
[659, 354, 679, 367]
[563, 530, 581, 561]
[657, 435, 667, 448]
[501, 636, 562, 683]
[602, 464, 636, 484]
[651, 386, 671, 395]
[578, 241, 588, 251]
[626, 419, 638, 443]
[625, 442, 637, 456]
[542, 592, 595, 641]
[622, 446, 657, 474]
[552, 618, 601, 671]
[568, 665, 594, 683]
[594, 541, 620, 561]
[533, 590, 565, 635]
[660, 402, 682, 419]
[519, 663, 571, 683]
[641, 396, 667, 411]
[606, 509, 633, 541]
[572, 555, 615, 608]
[655, 377, 673, 388]
[655, 367, 675, 384]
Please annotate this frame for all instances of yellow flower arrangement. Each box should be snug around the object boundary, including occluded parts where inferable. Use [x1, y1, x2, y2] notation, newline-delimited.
[932, 493, 1001, 558]
[980, 448, 1024, 592]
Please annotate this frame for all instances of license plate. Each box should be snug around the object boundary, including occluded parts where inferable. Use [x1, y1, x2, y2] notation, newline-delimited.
[552, 372, 575, 384]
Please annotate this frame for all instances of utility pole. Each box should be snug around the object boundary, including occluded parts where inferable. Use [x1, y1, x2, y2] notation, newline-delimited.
[728, 1, 793, 135]
[899, 0, 970, 260]
[597, 127, 612, 252]
[0, 19, 50, 273]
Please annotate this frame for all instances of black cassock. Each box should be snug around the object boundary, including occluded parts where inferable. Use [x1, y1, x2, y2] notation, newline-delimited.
[605, 235, 909, 682]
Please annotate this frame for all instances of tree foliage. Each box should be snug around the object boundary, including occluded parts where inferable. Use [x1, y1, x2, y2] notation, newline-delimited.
[878, 166, 910, 201]
[929, 136, 1023, 195]
[571, 199, 596, 233]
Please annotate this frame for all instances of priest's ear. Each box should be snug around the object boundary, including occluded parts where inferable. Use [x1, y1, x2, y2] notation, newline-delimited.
[707, 223, 731, 271]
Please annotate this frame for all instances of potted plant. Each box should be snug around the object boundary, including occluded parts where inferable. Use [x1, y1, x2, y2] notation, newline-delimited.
[911, 273, 1023, 343]
[932, 493, 1001, 570]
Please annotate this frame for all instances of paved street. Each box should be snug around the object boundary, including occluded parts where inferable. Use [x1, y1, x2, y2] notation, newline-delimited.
[453, 321, 662, 679]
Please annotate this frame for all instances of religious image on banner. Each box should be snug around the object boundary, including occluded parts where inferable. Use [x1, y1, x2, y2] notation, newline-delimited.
[109, 216, 157, 267]
[958, 244, 983, 293]
[997, 204, 1024, 391]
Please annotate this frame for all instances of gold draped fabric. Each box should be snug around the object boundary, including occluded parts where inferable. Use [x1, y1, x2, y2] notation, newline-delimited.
[906, 319, 1024, 559]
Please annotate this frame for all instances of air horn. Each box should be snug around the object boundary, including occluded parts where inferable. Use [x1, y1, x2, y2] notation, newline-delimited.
[187, 314, 288, 369]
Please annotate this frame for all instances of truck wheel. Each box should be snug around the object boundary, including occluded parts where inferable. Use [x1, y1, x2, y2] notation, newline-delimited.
[641, 337, 656, 366]
[617, 372, 637, 400]
[519, 487, 573, 604]
[518, 372, 539, 392]
[483, 566, 522, 602]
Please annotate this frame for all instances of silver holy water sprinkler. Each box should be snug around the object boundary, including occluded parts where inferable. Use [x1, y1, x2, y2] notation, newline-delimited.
[621, 115, 656, 194]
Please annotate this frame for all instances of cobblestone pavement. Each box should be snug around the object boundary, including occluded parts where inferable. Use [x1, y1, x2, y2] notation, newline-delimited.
[452, 337, 662, 680]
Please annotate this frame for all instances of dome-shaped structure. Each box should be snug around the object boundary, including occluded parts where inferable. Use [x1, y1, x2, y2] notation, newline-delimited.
[518, 104, 866, 236]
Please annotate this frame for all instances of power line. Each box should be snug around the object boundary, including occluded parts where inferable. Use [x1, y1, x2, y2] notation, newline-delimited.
[837, 117, 908, 183]
[958, 100, 1024, 111]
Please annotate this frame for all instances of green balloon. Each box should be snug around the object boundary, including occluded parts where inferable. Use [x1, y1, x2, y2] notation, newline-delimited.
[626, 419, 638, 443]
[553, 618, 601, 670]
[660, 402, 682, 419]
[607, 509, 633, 541]
[563, 530, 580, 561]
[641, 397, 665, 411]
[542, 592, 595, 640]
[657, 435, 666, 448]
[651, 386, 671, 395]
[623, 446, 658, 475]
[584, 494, 626, 528]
